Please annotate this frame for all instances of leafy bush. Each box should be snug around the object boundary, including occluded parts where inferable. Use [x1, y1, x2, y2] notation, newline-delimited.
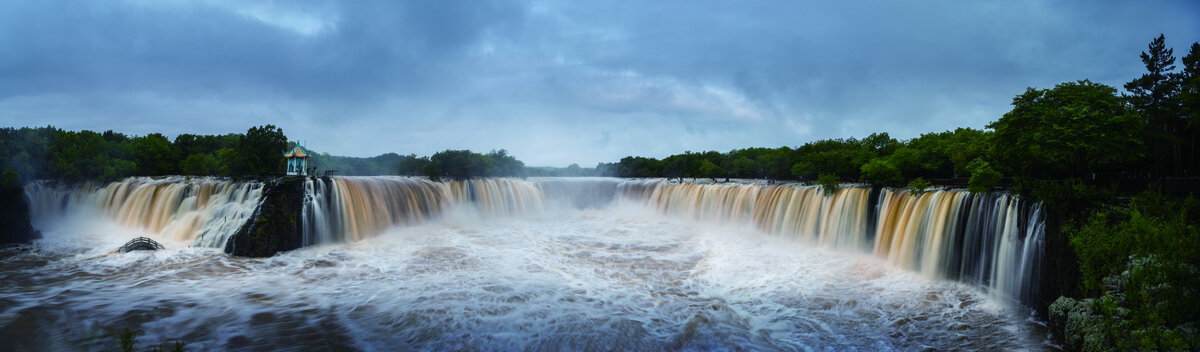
[860, 158, 903, 187]
[966, 158, 1001, 192]
[1, 169, 17, 187]
[906, 177, 931, 194]
[816, 174, 839, 195]
[1066, 192, 1200, 349]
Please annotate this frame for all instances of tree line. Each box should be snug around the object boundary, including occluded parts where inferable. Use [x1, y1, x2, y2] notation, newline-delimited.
[312, 153, 409, 176]
[395, 149, 527, 180]
[612, 35, 1200, 197]
[0, 125, 287, 185]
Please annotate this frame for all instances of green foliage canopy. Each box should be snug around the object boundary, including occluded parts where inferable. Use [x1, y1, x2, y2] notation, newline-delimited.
[989, 80, 1145, 179]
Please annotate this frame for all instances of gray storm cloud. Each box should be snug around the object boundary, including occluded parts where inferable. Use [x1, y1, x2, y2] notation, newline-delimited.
[1, 0, 1197, 166]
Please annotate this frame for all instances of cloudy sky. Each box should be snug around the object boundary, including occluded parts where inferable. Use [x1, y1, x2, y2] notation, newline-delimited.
[2, 1, 1197, 166]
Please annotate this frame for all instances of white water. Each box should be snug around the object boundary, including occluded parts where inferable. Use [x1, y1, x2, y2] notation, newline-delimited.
[3, 177, 1050, 350]
[23, 177, 262, 248]
[0, 201, 1046, 350]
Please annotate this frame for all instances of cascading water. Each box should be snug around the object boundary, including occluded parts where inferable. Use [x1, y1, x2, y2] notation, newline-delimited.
[299, 177, 549, 244]
[6, 176, 1050, 350]
[20, 176, 1044, 305]
[618, 179, 1045, 304]
[22, 177, 263, 248]
[302, 177, 448, 244]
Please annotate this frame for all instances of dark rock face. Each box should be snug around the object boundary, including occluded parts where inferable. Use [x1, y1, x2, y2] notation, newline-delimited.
[0, 185, 38, 244]
[1039, 209, 1082, 317]
[224, 176, 308, 257]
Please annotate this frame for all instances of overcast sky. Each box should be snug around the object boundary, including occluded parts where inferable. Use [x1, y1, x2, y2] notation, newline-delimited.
[2, 1, 1198, 166]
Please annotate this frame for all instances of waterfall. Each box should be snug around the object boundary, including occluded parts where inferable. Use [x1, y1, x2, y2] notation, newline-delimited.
[302, 177, 447, 243]
[299, 177, 546, 243]
[618, 180, 1045, 304]
[23, 177, 263, 248]
[23, 176, 1045, 305]
[447, 178, 544, 217]
[619, 181, 874, 251]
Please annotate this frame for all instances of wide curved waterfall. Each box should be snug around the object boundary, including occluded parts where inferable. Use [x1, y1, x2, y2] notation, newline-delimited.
[10, 176, 1049, 350]
[21, 176, 1044, 304]
[618, 179, 1045, 304]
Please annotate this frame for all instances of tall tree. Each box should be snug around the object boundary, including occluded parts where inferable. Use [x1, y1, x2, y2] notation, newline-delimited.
[1180, 42, 1200, 175]
[990, 80, 1144, 180]
[397, 154, 429, 176]
[130, 133, 176, 175]
[1125, 34, 1182, 176]
[234, 125, 288, 176]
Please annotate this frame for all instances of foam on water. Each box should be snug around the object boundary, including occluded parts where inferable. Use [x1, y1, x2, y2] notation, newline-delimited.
[0, 202, 1048, 351]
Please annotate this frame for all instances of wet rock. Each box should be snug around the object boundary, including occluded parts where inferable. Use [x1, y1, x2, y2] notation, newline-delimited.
[1039, 210, 1082, 318]
[1048, 296, 1111, 352]
[117, 237, 165, 253]
[224, 176, 309, 257]
[0, 185, 38, 244]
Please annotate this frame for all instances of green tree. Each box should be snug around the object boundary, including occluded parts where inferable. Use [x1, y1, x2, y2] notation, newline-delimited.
[616, 156, 662, 177]
[793, 140, 870, 180]
[424, 150, 488, 180]
[130, 133, 176, 175]
[1180, 42, 1200, 175]
[860, 158, 903, 187]
[816, 174, 839, 195]
[47, 129, 134, 182]
[663, 155, 687, 179]
[966, 158, 1000, 193]
[906, 177, 931, 194]
[698, 160, 724, 181]
[397, 154, 429, 176]
[1, 169, 18, 187]
[989, 80, 1144, 180]
[180, 153, 219, 175]
[0, 127, 53, 184]
[486, 149, 525, 177]
[1066, 193, 1200, 349]
[730, 157, 759, 178]
[1125, 34, 1184, 176]
[216, 148, 239, 177]
[232, 125, 287, 176]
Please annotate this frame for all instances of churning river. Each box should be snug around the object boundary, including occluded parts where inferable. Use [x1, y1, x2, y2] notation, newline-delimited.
[2, 177, 1050, 350]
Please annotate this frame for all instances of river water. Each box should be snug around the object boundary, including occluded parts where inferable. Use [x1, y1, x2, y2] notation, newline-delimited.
[1, 198, 1048, 351]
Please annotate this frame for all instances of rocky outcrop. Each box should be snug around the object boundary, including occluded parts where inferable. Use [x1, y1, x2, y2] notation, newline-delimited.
[224, 176, 308, 257]
[1048, 297, 1107, 351]
[1048, 256, 1200, 351]
[0, 185, 38, 244]
[1038, 210, 1082, 317]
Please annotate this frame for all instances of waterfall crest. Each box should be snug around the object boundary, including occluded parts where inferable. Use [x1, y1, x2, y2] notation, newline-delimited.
[24, 177, 263, 247]
[619, 180, 1044, 303]
[300, 177, 546, 244]
[23, 176, 1044, 304]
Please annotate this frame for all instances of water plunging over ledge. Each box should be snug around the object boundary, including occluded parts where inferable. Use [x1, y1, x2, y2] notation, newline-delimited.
[5, 176, 1050, 350]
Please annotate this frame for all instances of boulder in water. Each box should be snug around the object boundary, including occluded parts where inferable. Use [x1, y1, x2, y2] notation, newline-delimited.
[118, 237, 165, 253]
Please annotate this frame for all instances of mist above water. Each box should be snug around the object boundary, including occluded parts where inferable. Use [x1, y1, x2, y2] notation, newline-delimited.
[3, 177, 1049, 350]
[1, 201, 1046, 350]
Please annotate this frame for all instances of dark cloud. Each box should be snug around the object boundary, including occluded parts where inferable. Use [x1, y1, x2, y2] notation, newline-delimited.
[1, 0, 1198, 166]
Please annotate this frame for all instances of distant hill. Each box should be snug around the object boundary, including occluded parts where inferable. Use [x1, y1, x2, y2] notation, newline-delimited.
[310, 152, 404, 176]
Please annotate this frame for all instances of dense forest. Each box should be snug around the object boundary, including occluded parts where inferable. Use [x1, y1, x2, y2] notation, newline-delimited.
[0, 125, 288, 185]
[395, 149, 526, 180]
